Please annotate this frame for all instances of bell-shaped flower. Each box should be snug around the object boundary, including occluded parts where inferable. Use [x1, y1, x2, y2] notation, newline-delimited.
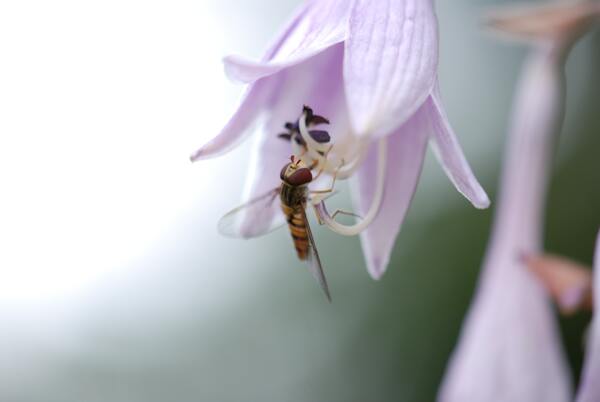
[439, 2, 600, 401]
[521, 233, 600, 402]
[191, 0, 489, 279]
[483, 235, 600, 402]
[577, 230, 600, 402]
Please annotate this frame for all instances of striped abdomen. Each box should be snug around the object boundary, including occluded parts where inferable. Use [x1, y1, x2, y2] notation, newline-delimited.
[281, 203, 309, 260]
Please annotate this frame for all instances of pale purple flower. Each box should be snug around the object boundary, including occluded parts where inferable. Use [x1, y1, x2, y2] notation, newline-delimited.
[191, 0, 489, 279]
[439, 2, 600, 402]
[521, 233, 600, 402]
[577, 231, 600, 402]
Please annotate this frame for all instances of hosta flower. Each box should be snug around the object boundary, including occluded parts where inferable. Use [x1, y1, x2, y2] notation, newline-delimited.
[577, 231, 600, 402]
[190, 0, 489, 278]
[524, 233, 600, 402]
[439, 2, 600, 402]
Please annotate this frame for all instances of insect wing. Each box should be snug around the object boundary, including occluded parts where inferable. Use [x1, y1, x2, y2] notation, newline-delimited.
[300, 208, 331, 302]
[218, 187, 286, 238]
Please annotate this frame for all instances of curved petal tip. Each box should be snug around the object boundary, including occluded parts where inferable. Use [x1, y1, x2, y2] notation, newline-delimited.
[351, 106, 429, 280]
[222, 0, 350, 84]
[427, 85, 491, 210]
[189, 148, 211, 162]
[223, 55, 287, 84]
[189, 150, 201, 163]
[189, 79, 273, 163]
[368, 257, 387, 280]
[473, 191, 491, 210]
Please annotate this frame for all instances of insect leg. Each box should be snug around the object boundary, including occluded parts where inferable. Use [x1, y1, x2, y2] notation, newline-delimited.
[331, 210, 362, 220]
[313, 204, 324, 225]
[313, 207, 361, 226]
[310, 157, 343, 194]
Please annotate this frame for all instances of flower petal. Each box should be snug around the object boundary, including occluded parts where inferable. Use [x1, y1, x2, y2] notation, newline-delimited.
[350, 103, 429, 279]
[189, 78, 274, 162]
[428, 82, 490, 209]
[525, 254, 593, 314]
[238, 44, 346, 234]
[223, 0, 350, 84]
[576, 230, 600, 402]
[344, 0, 438, 138]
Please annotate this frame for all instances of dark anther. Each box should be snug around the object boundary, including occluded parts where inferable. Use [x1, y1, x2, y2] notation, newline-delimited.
[302, 105, 330, 126]
[302, 105, 314, 120]
[309, 114, 330, 126]
[277, 106, 331, 146]
[308, 130, 330, 144]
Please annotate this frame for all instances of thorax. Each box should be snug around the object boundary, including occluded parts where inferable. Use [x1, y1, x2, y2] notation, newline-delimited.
[280, 183, 307, 210]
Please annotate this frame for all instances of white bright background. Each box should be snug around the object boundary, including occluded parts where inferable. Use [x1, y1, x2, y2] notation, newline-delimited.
[0, 2, 292, 398]
[0, 1, 595, 401]
[0, 0, 251, 304]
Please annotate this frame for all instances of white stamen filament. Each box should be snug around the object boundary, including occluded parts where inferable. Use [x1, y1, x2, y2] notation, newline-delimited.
[291, 138, 304, 158]
[297, 112, 331, 154]
[297, 112, 367, 179]
[314, 137, 387, 236]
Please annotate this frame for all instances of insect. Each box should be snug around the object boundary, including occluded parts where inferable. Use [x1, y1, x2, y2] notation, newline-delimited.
[218, 155, 335, 302]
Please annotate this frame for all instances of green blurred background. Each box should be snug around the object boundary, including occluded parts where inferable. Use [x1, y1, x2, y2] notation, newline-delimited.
[0, 1, 598, 401]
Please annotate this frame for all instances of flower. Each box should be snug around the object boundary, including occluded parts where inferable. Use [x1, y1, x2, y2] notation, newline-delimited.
[521, 233, 600, 402]
[577, 231, 600, 402]
[439, 2, 600, 401]
[190, 0, 489, 279]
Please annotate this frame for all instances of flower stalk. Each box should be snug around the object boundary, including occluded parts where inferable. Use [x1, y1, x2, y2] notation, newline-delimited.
[440, 2, 600, 401]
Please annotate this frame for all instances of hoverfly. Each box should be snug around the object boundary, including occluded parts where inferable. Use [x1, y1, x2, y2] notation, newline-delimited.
[218, 107, 334, 301]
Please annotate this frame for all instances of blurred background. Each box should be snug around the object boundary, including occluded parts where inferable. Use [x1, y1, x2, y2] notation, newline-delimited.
[0, 1, 598, 401]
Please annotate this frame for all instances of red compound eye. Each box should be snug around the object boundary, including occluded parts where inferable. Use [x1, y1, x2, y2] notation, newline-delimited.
[285, 168, 312, 186]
